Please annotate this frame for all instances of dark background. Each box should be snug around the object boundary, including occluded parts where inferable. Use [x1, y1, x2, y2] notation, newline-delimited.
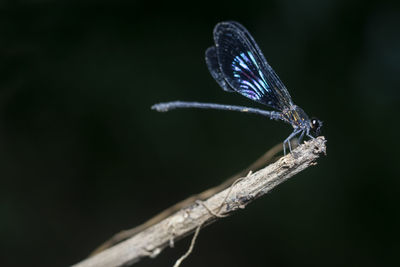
[1, 1, 399, 266]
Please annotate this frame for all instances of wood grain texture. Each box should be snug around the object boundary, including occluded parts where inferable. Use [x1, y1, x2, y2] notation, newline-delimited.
[72, 136, 326, 267]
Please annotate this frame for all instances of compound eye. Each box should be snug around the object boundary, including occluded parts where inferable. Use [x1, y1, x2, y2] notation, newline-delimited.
[310, 117, 321, 131]
[312, 119, 318, 128]
[310, 117, 322, 136]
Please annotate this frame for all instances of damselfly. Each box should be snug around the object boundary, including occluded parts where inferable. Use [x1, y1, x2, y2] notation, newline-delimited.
[152, 21, 322, 154]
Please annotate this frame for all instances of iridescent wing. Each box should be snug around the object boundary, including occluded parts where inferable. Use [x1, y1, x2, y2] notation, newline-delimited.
[212, 21, 293, 111]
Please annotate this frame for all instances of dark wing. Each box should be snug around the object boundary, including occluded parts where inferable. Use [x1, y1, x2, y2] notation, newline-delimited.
[205, 46, 234, 92]
[213, 21, 293, 111]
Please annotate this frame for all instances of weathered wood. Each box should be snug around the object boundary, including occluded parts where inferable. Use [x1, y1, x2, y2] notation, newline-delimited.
[72, 137, 326, 267]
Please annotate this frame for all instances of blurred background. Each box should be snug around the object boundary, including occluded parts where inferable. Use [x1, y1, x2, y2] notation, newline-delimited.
[1, 0, 399, 266]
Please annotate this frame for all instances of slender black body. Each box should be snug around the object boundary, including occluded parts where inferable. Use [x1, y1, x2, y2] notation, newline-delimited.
[152, 21, 322, 154]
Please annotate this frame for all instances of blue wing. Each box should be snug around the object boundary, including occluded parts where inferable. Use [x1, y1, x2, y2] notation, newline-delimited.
[212, 21, 293, 111]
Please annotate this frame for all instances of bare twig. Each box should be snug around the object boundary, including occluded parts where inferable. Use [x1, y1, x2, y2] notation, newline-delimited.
[73, 137, 326, 267]
[90, 139, 293, 255]
[172, 221, 203, 267]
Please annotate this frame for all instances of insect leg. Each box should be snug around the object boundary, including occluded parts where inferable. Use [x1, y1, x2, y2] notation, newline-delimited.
[283, 129, 302, 155]
[298, 130, 305, 145]
[306, 127, 315, 139]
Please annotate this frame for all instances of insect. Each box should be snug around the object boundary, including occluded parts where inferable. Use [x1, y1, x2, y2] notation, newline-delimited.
[152, 21, 322, 155]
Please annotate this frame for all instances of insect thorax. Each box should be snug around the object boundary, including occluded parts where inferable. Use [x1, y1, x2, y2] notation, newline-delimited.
[281, 105, 310, 128]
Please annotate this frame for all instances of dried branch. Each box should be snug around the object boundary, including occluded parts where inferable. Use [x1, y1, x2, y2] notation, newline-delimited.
[90, 139, 287, 255]
[72, 137, 326, 267]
